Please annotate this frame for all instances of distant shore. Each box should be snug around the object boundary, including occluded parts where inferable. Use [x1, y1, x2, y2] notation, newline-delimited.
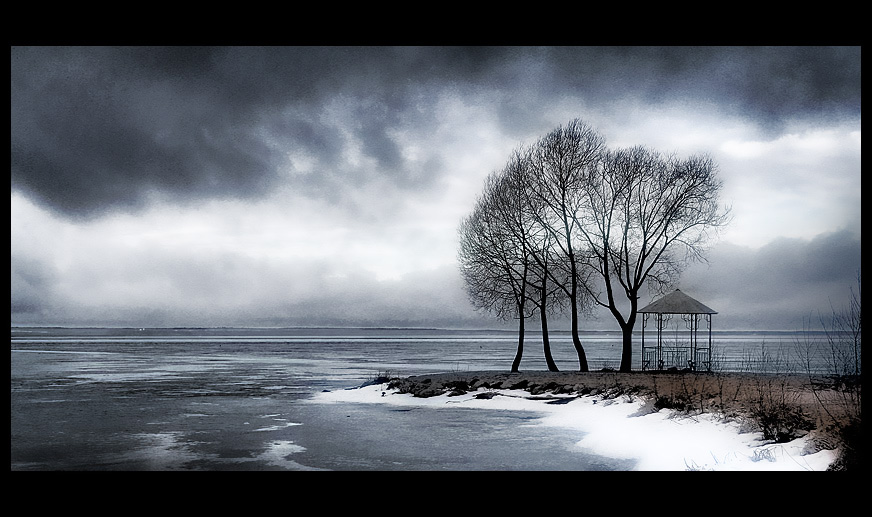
[381, 369, 859, 470]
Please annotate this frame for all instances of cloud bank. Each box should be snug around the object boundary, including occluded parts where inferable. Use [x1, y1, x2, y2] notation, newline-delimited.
[10, 46, 861, 330]
[12, 47, 859, 219]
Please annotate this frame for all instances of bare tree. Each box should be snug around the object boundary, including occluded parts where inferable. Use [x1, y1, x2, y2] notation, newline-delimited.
[577, 145, 731, 372]
[458, 198, 527, 371]
[462, 119, 728, 374]
[795, 271, 861, 470]
[460, 148, 573, 372]
[526, 119, 605, 371]
[494, 150, 566, 371]
[458, 166, 536, 372]
[820, 269, 862, 377]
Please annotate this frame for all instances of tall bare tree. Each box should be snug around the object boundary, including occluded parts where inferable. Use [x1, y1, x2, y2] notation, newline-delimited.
[460, 149, 572, 372]
[493, 150, 564, 371]
[462, 118, 728, 374]
[577, 145, 731, 372]
[458, 168, 535, 372]
[526, 119, 605, 371]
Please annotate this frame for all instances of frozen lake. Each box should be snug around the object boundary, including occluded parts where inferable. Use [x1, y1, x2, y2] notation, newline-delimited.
[11, 326, 833, 470]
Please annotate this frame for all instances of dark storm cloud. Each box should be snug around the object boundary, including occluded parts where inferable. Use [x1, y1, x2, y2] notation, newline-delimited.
[540, 47, 860, 127]
[11, 46, 860, 219]
[10, 46, 485, 218]
[677, 229, 862, 330]
[11, 46, 280, 218]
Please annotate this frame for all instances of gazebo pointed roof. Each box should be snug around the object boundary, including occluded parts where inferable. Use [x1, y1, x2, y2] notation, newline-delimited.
[639, 289, 717, 315]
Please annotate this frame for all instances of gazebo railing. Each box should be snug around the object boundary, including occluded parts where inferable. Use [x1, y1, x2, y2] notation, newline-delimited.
[695, 347, 712, 371]
[642, 346, 657, 371]
[641, 345, 711, 371]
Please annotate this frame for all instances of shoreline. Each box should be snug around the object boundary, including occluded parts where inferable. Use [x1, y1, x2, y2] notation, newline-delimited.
[384, 370, 824, 406]
[361, 370, 857, 470]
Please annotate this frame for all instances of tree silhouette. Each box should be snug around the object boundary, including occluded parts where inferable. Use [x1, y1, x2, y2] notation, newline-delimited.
[496, 150, 565, 371]
[525, 119, 604, 371]
[458, 166, 534, 371]
[577, 146, 730, 371]
[460, 119, 729, 372]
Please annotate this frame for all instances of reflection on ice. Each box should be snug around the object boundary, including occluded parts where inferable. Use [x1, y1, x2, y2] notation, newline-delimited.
[254, 421, 302, 432]
[252, 441, 326, 471]
[124, 432, 203, 470]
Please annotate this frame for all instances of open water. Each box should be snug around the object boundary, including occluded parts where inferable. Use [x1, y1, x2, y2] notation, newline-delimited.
[10, 326, 836, 471]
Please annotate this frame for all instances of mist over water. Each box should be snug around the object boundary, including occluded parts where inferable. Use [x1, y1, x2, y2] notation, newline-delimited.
[11, 326, 835, 372]
[11, 326, 837, 470]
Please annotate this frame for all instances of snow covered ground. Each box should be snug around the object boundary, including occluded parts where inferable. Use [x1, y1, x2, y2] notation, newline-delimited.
[314, 383, 837, 471]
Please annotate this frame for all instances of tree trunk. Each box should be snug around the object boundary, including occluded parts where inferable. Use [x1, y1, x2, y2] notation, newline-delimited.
[570, 309, 589, 372]
[540, 279, 559, 372]
[512, 313, 524, 372]
[619, 301, 638, 372]
[619, 323, 633, 372]
[568, 252, 589, 372]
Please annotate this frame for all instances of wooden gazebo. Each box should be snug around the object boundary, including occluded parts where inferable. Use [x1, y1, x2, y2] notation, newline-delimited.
[639, 289, 717, 371]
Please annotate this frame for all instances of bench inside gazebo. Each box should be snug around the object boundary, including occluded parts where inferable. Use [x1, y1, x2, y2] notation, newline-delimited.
[639, 289, 717, 372]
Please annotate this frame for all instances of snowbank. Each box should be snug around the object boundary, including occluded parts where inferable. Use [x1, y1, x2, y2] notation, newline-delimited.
[314, 383, 837, 471]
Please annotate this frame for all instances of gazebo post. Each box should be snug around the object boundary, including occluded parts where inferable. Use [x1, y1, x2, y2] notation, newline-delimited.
[706, 313, 712, 371]
[641, 313, 646, 371]
[656, 313, 670, 371]
[690, 314, 695, 370]
[691, 314, 697, 371]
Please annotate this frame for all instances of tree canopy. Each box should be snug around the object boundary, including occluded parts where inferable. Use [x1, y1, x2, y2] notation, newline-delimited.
[458, 118, 730, 372]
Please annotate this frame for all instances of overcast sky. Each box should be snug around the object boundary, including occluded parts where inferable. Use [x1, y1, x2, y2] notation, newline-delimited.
[11, 46, 861, 330]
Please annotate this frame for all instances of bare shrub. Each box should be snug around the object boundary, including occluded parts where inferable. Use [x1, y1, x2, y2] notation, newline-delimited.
[795, 271, 861, 470]
[739, 342, 814, 443]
